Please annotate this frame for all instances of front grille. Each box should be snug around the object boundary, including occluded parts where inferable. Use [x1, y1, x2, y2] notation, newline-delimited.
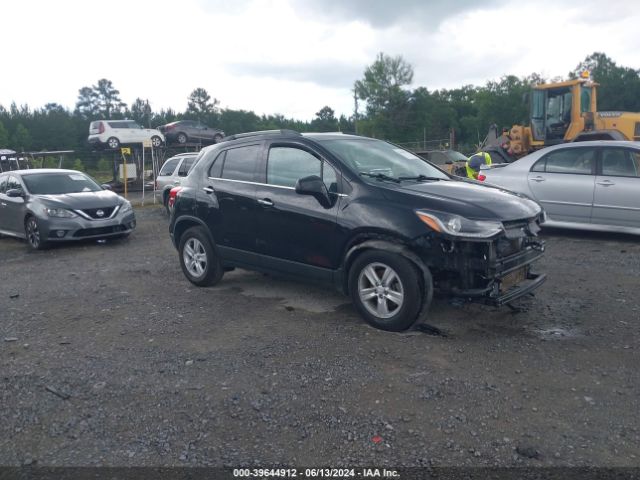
[73, 225, 126, 238]
[81, 206, 116, 219]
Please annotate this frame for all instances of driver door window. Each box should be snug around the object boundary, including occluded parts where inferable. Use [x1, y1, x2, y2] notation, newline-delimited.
[267, 147, 321, 188]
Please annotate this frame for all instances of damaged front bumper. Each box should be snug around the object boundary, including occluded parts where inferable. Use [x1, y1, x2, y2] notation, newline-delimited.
[449, 244, 547, 305]
[415, 218, 547, 306]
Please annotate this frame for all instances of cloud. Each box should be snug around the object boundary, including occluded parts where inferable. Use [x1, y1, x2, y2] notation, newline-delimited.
[226, 61, 363, 89]
[290, 0, 501, 28]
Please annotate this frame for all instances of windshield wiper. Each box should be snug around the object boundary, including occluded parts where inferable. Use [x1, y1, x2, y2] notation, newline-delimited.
[397, 174, 447, 182]
[359, 172, 401, 183]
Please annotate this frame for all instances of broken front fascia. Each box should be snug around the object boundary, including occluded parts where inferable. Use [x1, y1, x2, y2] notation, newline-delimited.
[411, 216, 546, 305]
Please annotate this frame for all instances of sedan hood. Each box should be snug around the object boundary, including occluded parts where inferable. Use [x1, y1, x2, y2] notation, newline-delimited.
[35, 190, 124, 209]
[381, 180, 541, 221]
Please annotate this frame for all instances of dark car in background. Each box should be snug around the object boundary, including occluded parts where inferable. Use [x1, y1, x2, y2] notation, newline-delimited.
[0, 169, 136, 250]
[169, 130, 546, 332]
[158, 120, 225, 145]
[420, 149, 469, 176]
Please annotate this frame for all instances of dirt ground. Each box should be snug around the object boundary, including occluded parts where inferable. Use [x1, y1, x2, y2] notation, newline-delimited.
[1, 205, 638, 468]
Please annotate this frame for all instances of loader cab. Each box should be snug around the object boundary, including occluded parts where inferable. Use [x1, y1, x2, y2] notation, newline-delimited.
[530, 87, 572, 144]
[530, 79, 597, 146]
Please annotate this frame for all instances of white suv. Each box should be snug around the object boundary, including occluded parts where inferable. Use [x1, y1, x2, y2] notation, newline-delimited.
[88, 120, 165, 150]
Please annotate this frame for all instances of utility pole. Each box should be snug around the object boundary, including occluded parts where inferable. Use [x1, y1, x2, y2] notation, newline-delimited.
[353, 88, 359, 135]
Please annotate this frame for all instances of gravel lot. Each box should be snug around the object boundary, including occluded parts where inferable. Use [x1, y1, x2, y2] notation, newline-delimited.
[1, 205, 639, 467]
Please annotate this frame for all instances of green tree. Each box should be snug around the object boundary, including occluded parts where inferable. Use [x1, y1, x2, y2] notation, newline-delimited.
[354, 53, 414, 140]
[75, 86, 99, 119]
[75, 79, 126, 119]
[187, 88, 219, 117]
[73, 159, 85, 171]
[94, 79, 127, 118]
[130, 98, 153, 127]
[11, 123, 32, 151]
[310, 106, 338, 132]
[570, 52, 640, 111]
[0, 120, 9, 146]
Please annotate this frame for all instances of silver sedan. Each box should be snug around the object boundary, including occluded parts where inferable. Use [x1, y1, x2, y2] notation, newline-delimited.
[0, 169, 136, 250]
[480, 140, 640, 235]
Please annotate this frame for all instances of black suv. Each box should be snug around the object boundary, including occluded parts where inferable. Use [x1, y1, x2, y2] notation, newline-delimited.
[169, 130, 546, 331]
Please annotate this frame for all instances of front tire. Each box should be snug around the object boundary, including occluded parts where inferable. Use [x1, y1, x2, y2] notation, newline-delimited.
[214, 134, 223, 144]
[106, 137, 120, 150]
[25, 216, 48, 250]
[348, 250, 423, 331]
[178, 227, 224, 287]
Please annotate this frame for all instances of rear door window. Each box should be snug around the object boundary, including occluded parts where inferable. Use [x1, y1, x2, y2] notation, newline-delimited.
[221, 145, 261, 182]
[0, 175, 7, 194]
[601, 148, 640, 177]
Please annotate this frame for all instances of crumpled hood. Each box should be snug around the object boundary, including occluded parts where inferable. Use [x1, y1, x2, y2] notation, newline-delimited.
[35, 190, 124, 209]
[381, 180, 541, 221]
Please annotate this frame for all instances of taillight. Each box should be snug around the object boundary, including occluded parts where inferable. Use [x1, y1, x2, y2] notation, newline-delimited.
[168, 186, 182, 209]
[98, 122, 105, 134]
[478, 173, 486, 181]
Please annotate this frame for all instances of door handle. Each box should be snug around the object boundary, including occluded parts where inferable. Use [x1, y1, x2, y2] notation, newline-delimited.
[530, 176, 545, 182]
[596, 180, 615, 186]
[173, 180, 181, 185]
[257, 198, 274, 207]
[202, 186, 214, 194]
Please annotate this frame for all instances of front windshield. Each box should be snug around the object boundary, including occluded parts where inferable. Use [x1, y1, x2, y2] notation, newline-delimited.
[22, 172, 102, 195]
[319, 138, 449, 181]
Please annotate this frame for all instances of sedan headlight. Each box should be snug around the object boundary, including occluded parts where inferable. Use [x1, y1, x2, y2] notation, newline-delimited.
[45, 208, 77, 218]
[416, 210, 503, 238]
[120, 200, 132, 213]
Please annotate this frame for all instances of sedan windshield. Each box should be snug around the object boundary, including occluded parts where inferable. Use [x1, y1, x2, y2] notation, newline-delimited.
[319, 138, 449, 181]
[22, 172, 102, 195]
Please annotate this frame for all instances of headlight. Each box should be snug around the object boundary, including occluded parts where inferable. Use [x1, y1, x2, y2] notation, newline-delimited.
[120, 200, 132, 213]
[45, 208, 77, 218]
[416, 210, 503, 238]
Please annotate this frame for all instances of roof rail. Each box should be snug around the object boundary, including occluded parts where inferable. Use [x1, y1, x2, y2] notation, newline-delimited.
[222, 129, 301, 142]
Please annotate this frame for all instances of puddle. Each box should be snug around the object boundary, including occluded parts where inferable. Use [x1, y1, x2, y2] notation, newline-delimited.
[535, 326, 580, 339]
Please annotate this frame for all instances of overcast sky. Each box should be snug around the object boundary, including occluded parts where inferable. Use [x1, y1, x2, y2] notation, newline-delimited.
[1, 0, 639, 121]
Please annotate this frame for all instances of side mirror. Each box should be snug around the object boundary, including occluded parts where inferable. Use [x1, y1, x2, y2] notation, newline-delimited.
[6, 188, 24, 198]
[101, 183, 112, 191]
[295, 175, 331, 208]
[445, 160, 453, 165]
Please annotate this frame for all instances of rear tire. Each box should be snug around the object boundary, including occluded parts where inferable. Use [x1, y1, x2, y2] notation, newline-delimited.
[178, 227, 224, 287]
[163, 190, 171, 216]
[214, 134, 223, 144]
[348, 250, 423, 331]
[177, 133, 188, 144]
[151, 136, 163, 148]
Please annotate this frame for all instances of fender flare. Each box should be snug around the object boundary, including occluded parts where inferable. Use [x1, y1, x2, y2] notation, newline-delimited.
[172, 215, 215, 248]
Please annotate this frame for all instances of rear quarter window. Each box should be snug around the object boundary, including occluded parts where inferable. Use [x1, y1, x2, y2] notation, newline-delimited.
[159, 158, 180, 176]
